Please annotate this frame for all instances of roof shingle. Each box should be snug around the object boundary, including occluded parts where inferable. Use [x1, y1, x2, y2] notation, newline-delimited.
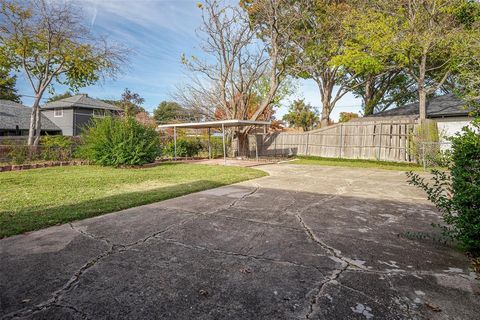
[371, 94, 474, 118]
[41, 94, 122, 111]
[0, 100, 60, 131]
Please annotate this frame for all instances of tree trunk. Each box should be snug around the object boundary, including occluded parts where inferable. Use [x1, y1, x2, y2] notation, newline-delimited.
[317, 74, 335, 128]
[27, 95, 42, 146]
[27, 105, 37, 146]
[236, 131, 250, 158]
[33, 103, 42, 146]
[418, 87, 427, 122]
[418, 53, 428, 122]
[363, 76, 376, 116]
[320, 95, 332, 128]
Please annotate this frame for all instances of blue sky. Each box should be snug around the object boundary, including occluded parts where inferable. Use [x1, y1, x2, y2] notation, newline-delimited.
[17, 0, 362, 121]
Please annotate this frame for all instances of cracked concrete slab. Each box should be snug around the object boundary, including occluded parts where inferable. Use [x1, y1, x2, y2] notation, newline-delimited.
[1, 164, 479, 319]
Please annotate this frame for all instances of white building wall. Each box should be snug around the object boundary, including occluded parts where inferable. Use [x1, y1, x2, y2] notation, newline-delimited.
[436, 117, 473, 141]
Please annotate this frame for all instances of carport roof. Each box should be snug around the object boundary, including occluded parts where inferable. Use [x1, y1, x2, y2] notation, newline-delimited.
[157, 119, 271, 129]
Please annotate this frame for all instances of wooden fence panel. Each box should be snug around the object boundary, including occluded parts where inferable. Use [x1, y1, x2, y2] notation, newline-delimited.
[253, 118, 417, 162]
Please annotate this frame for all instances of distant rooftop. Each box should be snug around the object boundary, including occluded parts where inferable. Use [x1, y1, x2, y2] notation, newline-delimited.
[0, 100, 60, 131]
[42, 94, 122, 111]
[371, 94, 474, 119]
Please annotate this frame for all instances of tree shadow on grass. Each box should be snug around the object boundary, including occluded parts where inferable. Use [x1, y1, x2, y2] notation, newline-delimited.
[0, 180, 227, 238]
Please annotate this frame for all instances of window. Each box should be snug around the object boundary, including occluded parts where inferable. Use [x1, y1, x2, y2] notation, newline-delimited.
[54, 108, 63, 117]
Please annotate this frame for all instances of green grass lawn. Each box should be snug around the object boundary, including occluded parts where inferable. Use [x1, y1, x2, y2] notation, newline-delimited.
[0, 164, 266, 238]
[292, 156, 425, 171]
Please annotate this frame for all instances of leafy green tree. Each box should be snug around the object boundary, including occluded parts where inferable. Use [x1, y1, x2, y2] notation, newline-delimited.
[352, 0, 480, 121]
[46, 91, 73, 102]
[0, 68, 21, 102]
[282, 99, 319, 131]
[331, 4, 419, 116]
[153, 101, 185, 124]
[0, 0, 127, 145]
[282, 0, 361, 127]
[339, 112, 359, 123]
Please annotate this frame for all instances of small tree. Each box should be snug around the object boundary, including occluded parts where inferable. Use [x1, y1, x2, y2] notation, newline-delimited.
[153, 101, 186, 124]
[282, 99, 319, 131]
[0, 69, 20, 102]
[119, 88, 145, 116]
[0, 0, 127, 145]
[339, 112, 359, 123]
[46, 91, 73, 102]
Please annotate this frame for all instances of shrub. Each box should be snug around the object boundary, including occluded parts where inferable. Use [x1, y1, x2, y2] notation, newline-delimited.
[40, 135, 73, 161]
[163, 137, 203, 158]
[7, 145, 29, 164]
[407, 121, 480, 255]
[407, 119, 440, 164]
[78, 116, 161, 166]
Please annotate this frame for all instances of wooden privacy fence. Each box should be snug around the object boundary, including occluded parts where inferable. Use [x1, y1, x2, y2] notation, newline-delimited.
[247, 118, 418, 163]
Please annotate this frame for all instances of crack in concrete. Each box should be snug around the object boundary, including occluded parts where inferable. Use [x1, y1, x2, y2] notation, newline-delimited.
[3, 184, 263, 320]
[290, 186, 369, 319]
[26, 303, 90, 320]
[159, 237, 326, 274]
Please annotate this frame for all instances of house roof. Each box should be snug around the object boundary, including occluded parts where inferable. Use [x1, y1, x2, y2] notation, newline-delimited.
[0, 100, 61, 131]
[42, 94, 122, 111]
[371, 94, 474, 118]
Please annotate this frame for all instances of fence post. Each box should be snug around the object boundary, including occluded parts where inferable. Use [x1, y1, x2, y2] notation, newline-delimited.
[305, 133, 310, 156]
[422, 142, 426, 171]
[274, 133, 277, 158]
[377, 123, 383, 161]
[339, 124, 344, 158]
[255, 135, 259, 162]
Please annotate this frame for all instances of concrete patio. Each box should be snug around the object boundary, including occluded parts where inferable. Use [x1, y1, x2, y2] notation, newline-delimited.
[1, 164, 479, 319]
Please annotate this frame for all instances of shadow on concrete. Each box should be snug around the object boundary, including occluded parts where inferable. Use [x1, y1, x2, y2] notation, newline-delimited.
[1, 184, 478, 319]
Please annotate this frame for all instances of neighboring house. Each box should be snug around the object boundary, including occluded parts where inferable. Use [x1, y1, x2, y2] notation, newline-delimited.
[369, 94, 475, 138]
[0, 100, 61, 136]
[41, 94, 122, 136]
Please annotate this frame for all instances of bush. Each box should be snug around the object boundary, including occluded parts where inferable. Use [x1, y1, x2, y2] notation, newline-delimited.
[40, 135, 73, 161]
[407, 121, 480, 255]
[162, 137, 203, 158]
[408, 119, 440, 164]
[7, 145, 29, 164]
[78, 116, 161, 166]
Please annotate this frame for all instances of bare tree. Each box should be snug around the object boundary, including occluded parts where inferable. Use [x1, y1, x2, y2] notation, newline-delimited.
[0, 0, 128, 145]
[178, 0, 293, 156]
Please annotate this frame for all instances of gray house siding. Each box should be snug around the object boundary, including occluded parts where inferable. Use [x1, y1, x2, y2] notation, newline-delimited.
[42, 109, 74, 136]
[41, 95, 122, 136]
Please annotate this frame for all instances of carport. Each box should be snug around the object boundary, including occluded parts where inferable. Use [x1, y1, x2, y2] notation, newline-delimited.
[157, 120, 271, 164]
